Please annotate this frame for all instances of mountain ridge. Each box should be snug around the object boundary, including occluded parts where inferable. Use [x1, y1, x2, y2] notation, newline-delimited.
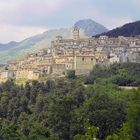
[95, 20, 140, 37]
[74, 19, 108, 36]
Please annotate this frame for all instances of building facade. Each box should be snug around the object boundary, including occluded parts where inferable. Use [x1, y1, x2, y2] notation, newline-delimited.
[0, 27, 140, 82]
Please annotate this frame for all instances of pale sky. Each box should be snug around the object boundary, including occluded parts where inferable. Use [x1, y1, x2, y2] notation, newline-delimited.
[0, 0, 140, 43]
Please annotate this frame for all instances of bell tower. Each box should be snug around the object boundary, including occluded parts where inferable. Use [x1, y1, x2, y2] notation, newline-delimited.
[72, 27, 79, 40]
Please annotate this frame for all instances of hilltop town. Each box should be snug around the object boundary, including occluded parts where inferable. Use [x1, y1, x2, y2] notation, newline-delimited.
[0, 27, 140, 83]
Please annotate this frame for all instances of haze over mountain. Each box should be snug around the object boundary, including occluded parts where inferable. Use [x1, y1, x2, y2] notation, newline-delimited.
[0, 19, 108, 64]
[96, 20, 140, 37]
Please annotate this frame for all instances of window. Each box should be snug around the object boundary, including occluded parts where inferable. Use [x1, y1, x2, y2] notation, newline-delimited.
[82, 57, 85, 61]
[96, 59, 98, 62]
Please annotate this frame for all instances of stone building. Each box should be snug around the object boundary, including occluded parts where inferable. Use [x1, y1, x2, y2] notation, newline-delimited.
[0, 27, 140, 82]
[74, 55, 97, 75]
[0, 70, 16, 82]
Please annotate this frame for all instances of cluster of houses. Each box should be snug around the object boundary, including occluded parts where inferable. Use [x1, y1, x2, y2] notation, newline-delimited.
[0, 28, 140, 82]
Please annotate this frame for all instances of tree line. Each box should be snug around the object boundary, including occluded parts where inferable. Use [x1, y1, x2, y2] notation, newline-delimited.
[0, 63, 140, 140]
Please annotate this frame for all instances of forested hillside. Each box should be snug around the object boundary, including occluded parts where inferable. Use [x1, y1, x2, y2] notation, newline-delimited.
[86, 63, 140, 86]
[0, 63, 140, 140]
[96, 20, 140, 37]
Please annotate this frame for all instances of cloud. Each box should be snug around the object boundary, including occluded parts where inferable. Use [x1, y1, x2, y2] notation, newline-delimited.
[0, 24, 47, 43]
[0, 0, 65, 26]
[132, 0, 140, 5]
[102, 17, 133, 29]
[0, 0, 65, 43]
[61, 0, 133, 29]
[0, 0, 139, 43]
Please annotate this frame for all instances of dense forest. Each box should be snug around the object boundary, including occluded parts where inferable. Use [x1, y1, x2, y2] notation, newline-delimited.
[95, 20, 140, 37]
[0, 63, 140, 140]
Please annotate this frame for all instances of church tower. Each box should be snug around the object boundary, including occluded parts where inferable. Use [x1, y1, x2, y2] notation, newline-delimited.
[72, 27, 79, 40]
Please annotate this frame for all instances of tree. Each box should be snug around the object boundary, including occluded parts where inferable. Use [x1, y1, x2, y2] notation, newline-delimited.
[83, 83, 127, 139]
[0, 122, 20, 140]
[119, 88, 140, 140]
[74, 122, 99, 140]
[47, 95, 76, 140]
[66, 70, 76, 79]
[28, 123, 50, 140]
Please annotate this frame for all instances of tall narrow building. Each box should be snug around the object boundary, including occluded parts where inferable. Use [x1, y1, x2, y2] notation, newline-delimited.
[73, 27, 79, 40]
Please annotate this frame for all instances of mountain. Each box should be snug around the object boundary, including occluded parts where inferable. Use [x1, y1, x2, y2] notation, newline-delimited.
[0, 19, 108, 64]
[96, 20, 140, 37]
[74, 19, 108, 36]
[0, 28, 73, 64]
